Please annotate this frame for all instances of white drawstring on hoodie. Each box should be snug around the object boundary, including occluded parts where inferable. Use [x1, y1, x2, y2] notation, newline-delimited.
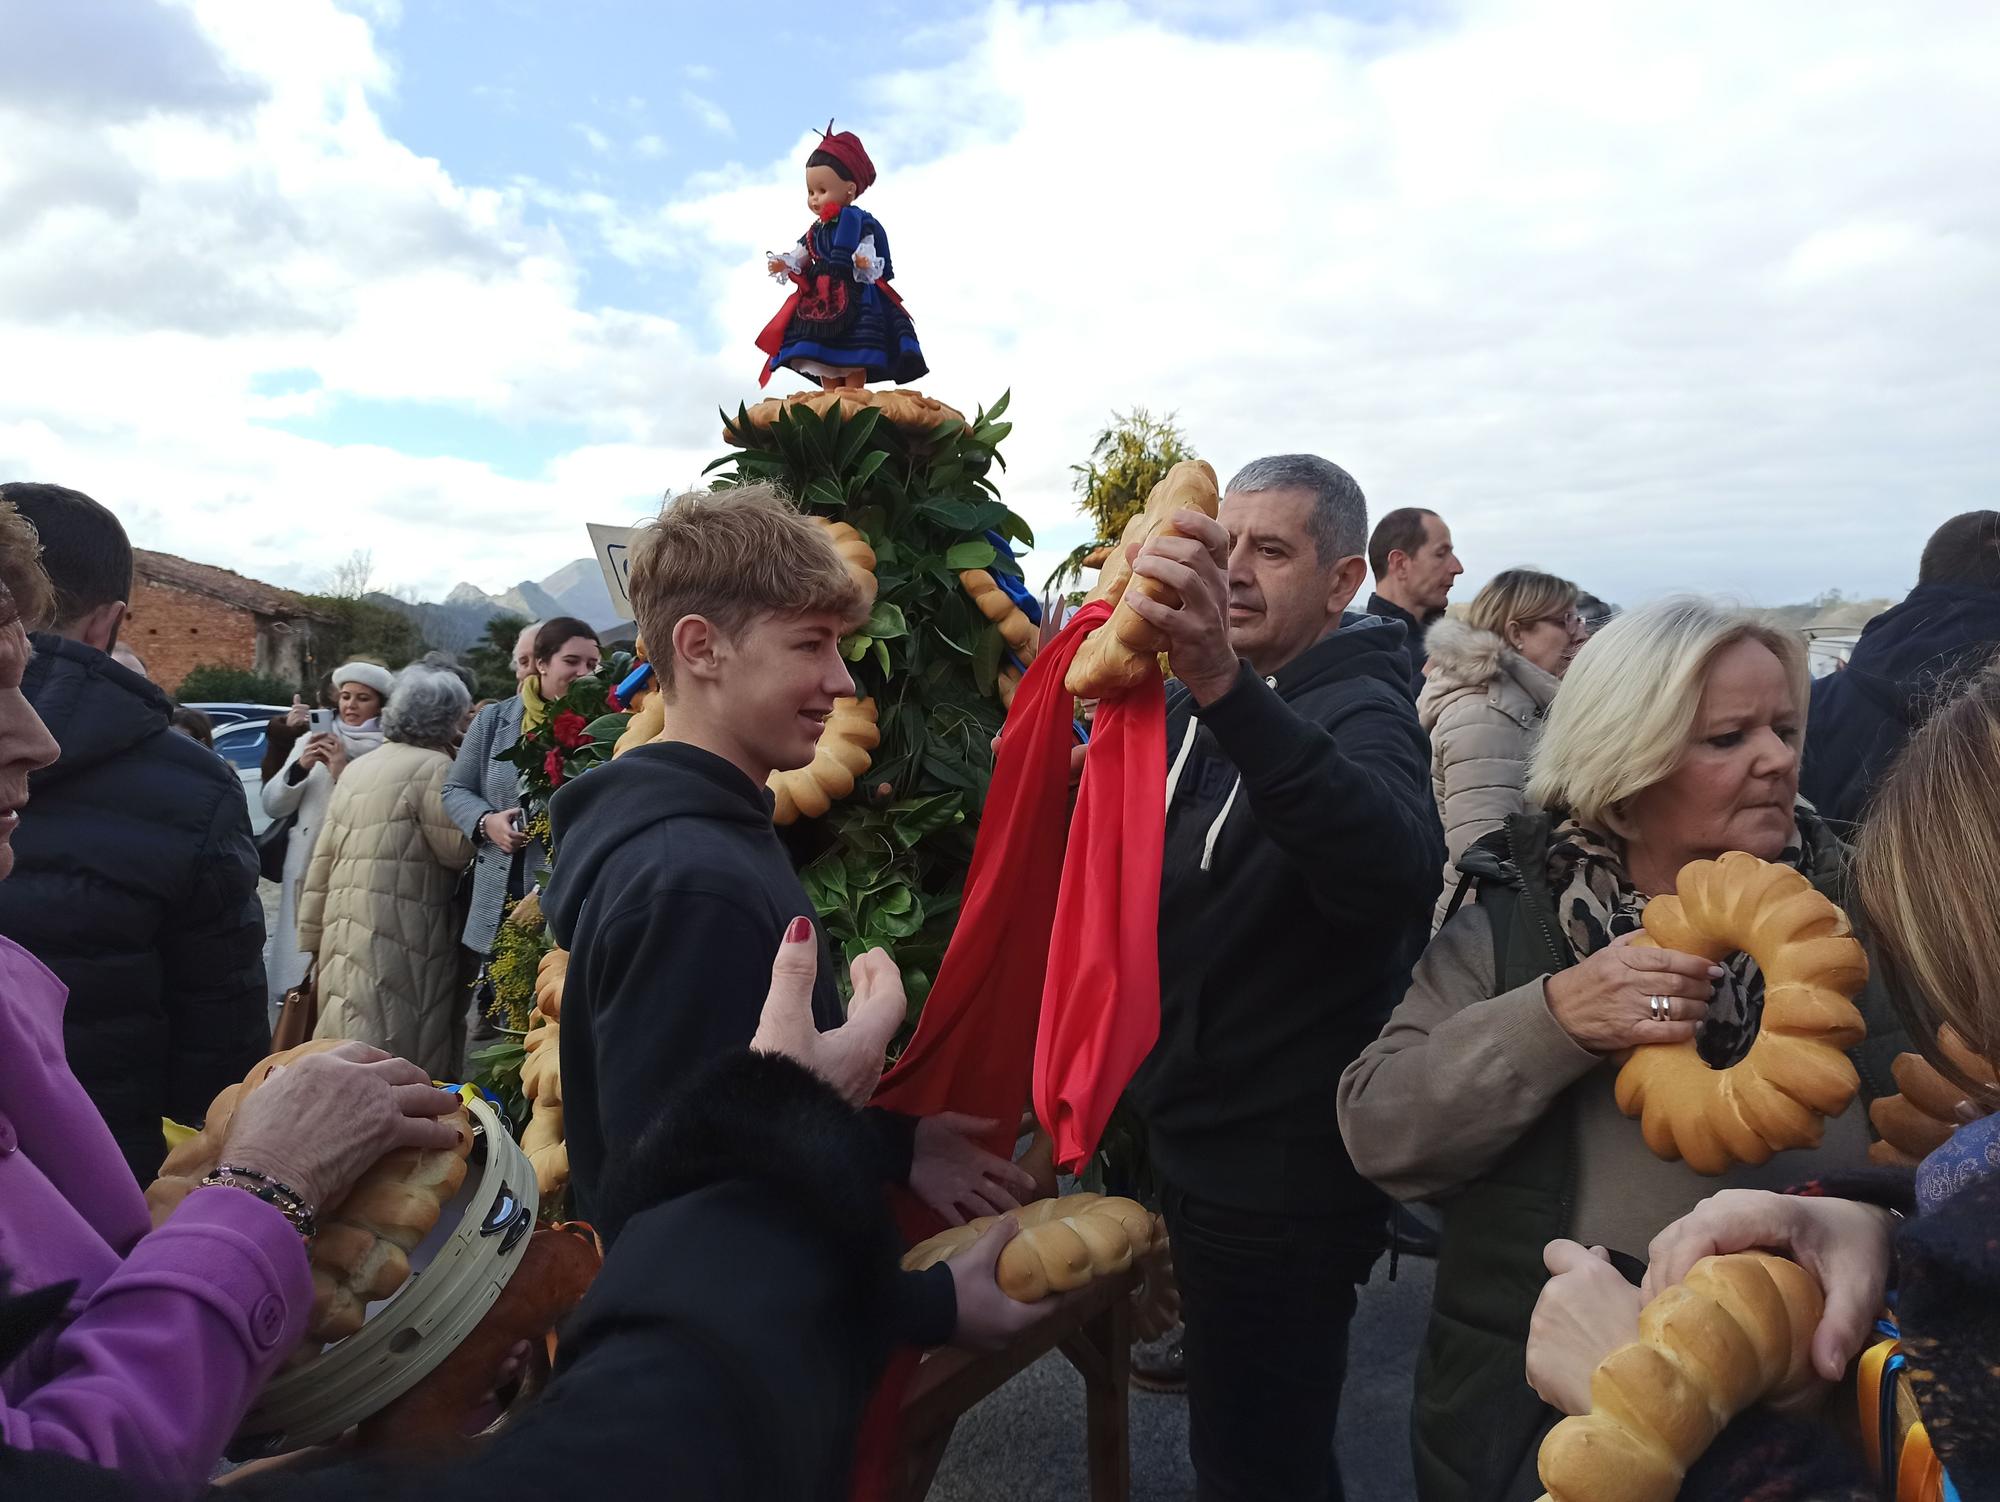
[1165, 678, 1273, 872]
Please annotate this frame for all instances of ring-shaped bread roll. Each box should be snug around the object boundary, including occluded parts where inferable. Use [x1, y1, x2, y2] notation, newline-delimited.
[1614, 852, 1869, 1175]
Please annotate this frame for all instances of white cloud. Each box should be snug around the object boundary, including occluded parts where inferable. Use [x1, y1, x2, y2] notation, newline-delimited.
[631, 132, 668, 161]
[571, 121, 612, 155]
[2, 0, 1997, 612]
[679, 88, 734, 137]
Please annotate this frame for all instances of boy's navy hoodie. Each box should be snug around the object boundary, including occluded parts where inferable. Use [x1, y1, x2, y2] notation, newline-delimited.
[1130, 616, 1444, 1222]
[542, 740, 949, 1337]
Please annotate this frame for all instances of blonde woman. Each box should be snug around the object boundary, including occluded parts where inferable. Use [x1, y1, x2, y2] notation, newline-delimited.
[1418, 568, 1588, 928]
[1527, 662, 2000, 1499]
[1336, 595, 1907, 1502]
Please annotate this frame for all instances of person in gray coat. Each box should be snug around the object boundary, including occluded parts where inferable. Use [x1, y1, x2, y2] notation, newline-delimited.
[1416, 568, 1587, 928]
[442, 616, 601, 956]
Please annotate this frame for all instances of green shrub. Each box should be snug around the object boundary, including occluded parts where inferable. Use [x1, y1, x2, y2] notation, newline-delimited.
[174, 664, 298, 704]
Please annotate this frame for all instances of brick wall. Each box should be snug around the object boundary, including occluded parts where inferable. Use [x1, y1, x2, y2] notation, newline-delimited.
[127, 579, 260, 694]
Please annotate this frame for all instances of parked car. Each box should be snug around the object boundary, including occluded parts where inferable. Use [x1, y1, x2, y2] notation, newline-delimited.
[212, 718, 271, 836]
[184, 701, 290, 728]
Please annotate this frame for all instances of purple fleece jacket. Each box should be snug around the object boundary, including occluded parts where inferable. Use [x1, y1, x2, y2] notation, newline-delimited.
[0, 936, 310, 1498]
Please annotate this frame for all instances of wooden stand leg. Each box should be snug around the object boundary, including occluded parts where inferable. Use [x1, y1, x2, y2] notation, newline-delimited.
[1061, 1285, 1132, 1502]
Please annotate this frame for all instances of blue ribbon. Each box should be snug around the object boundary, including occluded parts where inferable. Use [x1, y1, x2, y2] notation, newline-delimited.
[984, 529, 1042, 626]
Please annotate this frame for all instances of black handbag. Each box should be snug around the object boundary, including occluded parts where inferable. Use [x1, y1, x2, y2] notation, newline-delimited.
[255, 811, 296, 883]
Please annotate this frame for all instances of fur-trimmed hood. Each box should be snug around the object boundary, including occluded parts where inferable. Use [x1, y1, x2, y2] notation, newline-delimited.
[1417, 618, 1560, 732]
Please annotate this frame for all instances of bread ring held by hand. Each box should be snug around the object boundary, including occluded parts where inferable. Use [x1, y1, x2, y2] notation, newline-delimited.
[1614, 852, 1869, 1175]
[769, 696, 879, 825]
[1535, 1253, 1824, 1502]
[1065, 460, 1220, 699]
[900, 1191, 1162, 1303]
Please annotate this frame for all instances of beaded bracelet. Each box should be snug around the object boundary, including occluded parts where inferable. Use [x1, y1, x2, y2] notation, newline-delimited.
[201, 1164, 319, 1240]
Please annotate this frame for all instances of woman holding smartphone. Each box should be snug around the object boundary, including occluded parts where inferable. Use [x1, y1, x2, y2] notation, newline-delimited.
[261, 661, 393, 1014]
[443, 616, 601, 962]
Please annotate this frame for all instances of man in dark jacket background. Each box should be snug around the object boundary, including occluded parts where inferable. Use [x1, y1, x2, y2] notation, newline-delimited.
[1364, 504, 1462, 698]
[1122, 454, 1445, 1501]
[0, 483, 266, 1182]
[1802, 510, 2000, 828]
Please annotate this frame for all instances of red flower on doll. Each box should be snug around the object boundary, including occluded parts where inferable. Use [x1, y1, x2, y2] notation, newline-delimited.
[817, 201, 843, 223]
[606, 687, 622, 711]
[551, 710, 590, 749]
[544, 748, 567, 787]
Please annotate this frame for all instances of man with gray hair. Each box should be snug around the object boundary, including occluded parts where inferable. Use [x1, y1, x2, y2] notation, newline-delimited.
[1120, 453, 1444, 1501]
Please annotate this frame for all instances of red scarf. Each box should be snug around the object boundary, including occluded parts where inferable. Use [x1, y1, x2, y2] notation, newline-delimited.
[851, 599, 1165, 1494]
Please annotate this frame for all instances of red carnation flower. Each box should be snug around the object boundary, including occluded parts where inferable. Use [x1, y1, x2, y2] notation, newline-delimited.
[606, 688, 622, 711]
[544, 748, 567, 786]
[551, 710, 591, 749]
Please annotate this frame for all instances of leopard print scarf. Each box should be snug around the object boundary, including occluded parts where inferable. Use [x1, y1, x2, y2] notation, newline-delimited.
[1546, 814, 1807, 1067]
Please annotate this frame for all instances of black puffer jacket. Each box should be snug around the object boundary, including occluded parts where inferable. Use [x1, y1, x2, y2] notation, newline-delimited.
[0, 635, 266, 1182]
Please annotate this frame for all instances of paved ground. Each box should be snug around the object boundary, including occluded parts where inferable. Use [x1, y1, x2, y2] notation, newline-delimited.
[930, 1252, 1434, 1500]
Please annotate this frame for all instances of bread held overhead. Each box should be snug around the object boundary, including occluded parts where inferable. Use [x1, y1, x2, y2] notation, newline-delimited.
[1065, 459, 1221, 699]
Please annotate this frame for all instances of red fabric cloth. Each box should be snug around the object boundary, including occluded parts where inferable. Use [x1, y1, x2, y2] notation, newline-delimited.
[849, 599, 1167, 1496]
[1034, 667, 1165, 1171]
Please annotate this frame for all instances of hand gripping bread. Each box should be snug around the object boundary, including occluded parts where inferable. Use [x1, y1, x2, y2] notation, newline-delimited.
[1536, 1252, 1824, 1502]
[769, 696, 880, 825]
[310, 1109, 476, 1342]
[900, 1191, 1163, 1302]
[1616, 852, 1869, 1175]
[1064, 460, 1220, 698]
[145, 1042, 476, 1344]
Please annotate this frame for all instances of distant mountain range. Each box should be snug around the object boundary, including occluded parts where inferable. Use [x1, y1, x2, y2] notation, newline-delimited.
[366, 560, 626, 653]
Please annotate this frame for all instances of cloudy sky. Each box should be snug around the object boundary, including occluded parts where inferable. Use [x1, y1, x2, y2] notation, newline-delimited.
[2, 0, 1995, 608]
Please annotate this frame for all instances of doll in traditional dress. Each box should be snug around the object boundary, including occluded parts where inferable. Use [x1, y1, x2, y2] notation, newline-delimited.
[755, 126, 928, 390]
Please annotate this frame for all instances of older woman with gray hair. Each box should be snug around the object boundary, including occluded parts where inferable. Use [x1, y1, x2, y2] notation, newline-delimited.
[1336, 595, 1907, 1502]
[298, 664, 476, 1077]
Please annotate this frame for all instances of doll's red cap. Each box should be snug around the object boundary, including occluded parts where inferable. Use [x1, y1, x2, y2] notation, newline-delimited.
[813, 127, 876, 194]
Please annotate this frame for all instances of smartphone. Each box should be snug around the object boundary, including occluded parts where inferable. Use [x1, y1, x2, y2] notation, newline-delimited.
[309, 707, 335, 735]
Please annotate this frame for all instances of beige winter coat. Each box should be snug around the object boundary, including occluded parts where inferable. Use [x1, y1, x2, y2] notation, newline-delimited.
[1415, 618, 1561, 929]
[298, 740, 474, 1078]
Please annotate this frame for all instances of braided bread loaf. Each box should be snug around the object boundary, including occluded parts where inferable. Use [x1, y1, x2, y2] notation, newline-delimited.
[1066, 460, 1220, 698]
[769, 696, 880, 825]
[1536, 1252, 1824, 1502]
[310, 1110, 476, 1341]
[520, 1013, 568, 1197]
[1617, 852, 1869, 1174]
[901, 1192, 1162, 1302]
[960, 569, 1039, 663]
[817, 517, 878, 607]
[534, 946, 568, 1023]
[146, 1042, 476, 1345]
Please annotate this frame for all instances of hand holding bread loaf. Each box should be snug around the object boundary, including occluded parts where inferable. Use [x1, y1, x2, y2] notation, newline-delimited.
[1534, 1252, 1824, 1502]
[1065, 460, 1222, 698]
[147, 1040, 473, 1345]
[903, 1191, 1162, 1302]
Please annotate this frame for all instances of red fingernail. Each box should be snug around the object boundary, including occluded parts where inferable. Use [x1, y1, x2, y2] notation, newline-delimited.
[785, 916, 811, 944]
